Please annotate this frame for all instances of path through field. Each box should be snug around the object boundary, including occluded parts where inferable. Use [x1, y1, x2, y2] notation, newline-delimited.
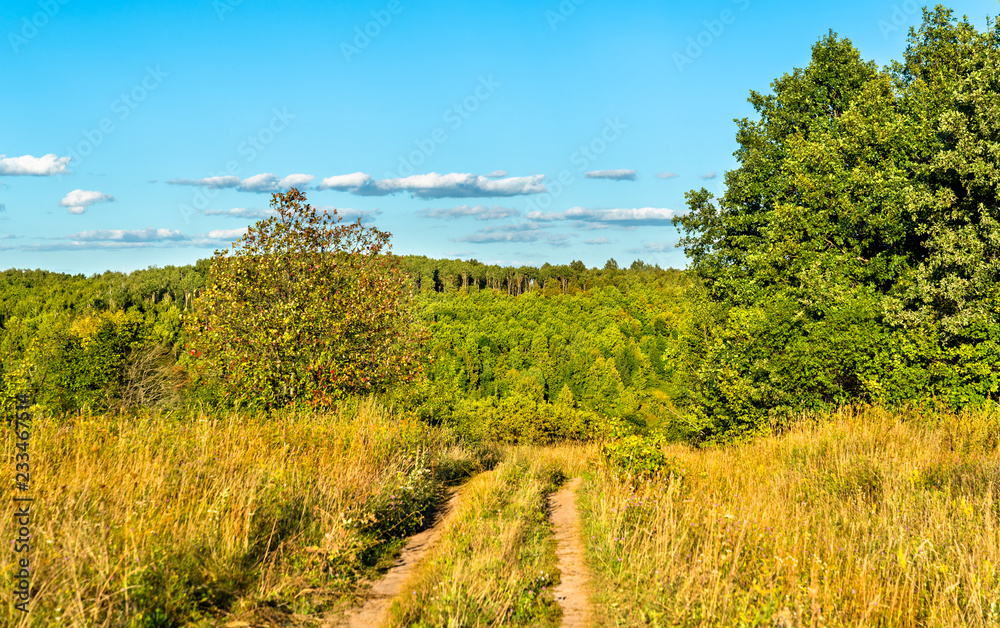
[327, 488, 462, 628]
[549, 477, 593, 627]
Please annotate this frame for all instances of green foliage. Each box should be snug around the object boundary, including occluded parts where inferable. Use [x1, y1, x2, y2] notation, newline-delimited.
[188, 189, 424, 410]
[671, 8, 1000, 439]
[397, 269, 694, 442]
[602, 434, 685, 480]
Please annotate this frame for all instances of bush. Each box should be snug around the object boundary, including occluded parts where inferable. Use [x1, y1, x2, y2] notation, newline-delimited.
[602, 434, 686, 480]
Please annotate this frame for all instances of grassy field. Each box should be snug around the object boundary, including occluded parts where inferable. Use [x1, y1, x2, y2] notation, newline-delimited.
[5, 403, 1000, 627]
[580, 405, 1000, 627]
[0, 400, 488, 627]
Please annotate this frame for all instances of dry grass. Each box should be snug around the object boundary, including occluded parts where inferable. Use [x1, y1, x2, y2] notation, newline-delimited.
[0, 399, 476, 627]
[387, 444, 594, 627]
[581, 405, 1000, 627]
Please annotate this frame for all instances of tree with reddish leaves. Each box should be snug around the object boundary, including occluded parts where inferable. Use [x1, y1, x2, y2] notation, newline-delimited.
[188, 188, 424, 409]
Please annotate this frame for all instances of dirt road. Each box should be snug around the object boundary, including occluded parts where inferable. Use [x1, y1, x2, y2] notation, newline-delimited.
[549, 476, 593, 627]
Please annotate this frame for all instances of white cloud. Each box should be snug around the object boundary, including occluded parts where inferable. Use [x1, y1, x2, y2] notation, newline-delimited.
[656, 172, 679, 180]
[526, 206, 674, 225]
[585, 169, 637, 181]
[449, 222, 572, 246]
[419, 204, 520, 220]
[69, 228, 187, 242]
[204, 207, 276, 219]
[238, 172, 315, 192]
[485, 170, 508, 178]
[318, 172, 373, 190]
[700, 172, 718, 180]
[585, 237, 611, 245]
[316, 206, 381, 223]
[237, 173, 282, 193]
[59, 189, 115, 214]
[206, 228, 248, 240]
[452, 223, 543, 243]
[319, 172, 547, 198]
[166, 176, 240, 188]
[643, 241, 675, 252]
[0, 154, 71, 176]
[278, 173, 315, 189]
[203, 205, 379, 223]
[167, 173, 315, 193]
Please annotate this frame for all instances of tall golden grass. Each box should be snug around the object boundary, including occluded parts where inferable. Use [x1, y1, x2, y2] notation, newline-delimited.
[582, 405, 1000, 627]
[0, 400, 474, 627]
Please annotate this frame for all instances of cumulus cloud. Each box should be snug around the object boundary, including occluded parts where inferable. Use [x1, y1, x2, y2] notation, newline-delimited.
[316, 206, 381, 223]
[485, 170, 508, 178]
[317, 172, 372, 191]
[585, 169, 637, 181]
[167, 173, 315, 193]
[238, 173, 315, 193]
[656, 172, 679, 180]
[205, 228, 248, 240]
[450, 223, 572, 246]
[237, 173, 283, 193]
[60, 190, 115, 214]
[69, 228, 187, 242]
[452, 223, 543, 243]
[318, 172, 546, 198]
[167, 176, 240, 188]
[204, 207, 275, 219]
[585, 237, 611, 245]
[419, 204, 520, 221]
[525, 206, 674, 226]
[0, 154, 71, 176]
[699, 172, 718, 179]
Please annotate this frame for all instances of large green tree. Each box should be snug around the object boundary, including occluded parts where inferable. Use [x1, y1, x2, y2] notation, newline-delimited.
[188, 189, 424, 408]
[671, 7, 1000, 438]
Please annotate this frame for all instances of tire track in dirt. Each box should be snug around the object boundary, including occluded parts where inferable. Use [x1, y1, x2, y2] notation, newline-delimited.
[549, 476, 593, 628]
[327, 488, 462, 628]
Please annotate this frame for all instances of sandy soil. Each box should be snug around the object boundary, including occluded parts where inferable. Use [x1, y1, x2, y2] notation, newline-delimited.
[325, 488, 461, 628]
[549, 477, 594, 628]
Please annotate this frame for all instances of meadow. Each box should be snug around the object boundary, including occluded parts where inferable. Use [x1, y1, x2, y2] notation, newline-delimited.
[4, 403, 999, 626]
[0, 400, 491, 626]
[584, 405, 1000, 627]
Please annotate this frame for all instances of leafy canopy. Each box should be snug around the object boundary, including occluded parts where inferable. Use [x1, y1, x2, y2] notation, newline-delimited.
[188, 189, 423, 409]
[670, 7, 1000, 439]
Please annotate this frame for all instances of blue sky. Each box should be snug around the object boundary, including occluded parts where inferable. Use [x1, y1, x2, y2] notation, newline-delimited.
[1, 0, 995, 274]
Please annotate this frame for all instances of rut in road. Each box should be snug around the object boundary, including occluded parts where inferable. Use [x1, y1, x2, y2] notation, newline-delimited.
[549, 476, 594, 628]
[327, 488, 462, 628]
